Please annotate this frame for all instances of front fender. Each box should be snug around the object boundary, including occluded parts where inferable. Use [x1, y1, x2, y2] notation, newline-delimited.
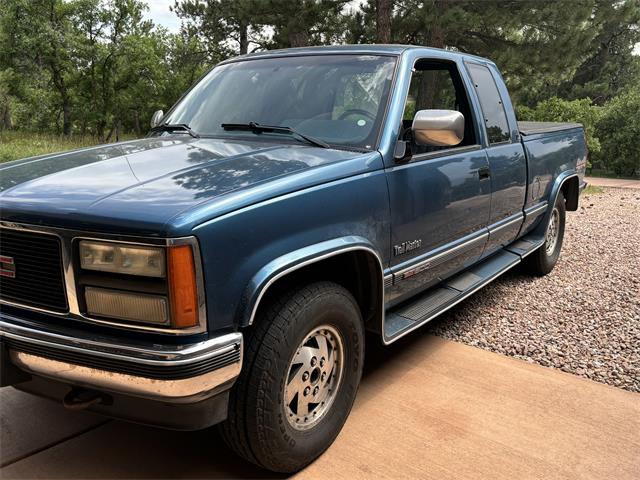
[240, 236, 383, 327]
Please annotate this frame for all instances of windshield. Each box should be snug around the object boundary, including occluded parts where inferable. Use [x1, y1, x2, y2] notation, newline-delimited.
[163, 54, 397, 150]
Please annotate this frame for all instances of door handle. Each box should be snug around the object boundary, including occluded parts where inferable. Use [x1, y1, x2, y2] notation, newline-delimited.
[477, 167, 491, 180]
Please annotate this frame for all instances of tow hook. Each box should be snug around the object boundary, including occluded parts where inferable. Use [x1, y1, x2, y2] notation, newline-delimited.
[63, 387, 111, 411]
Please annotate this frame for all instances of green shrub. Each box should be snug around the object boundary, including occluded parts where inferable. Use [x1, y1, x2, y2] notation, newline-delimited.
[516, 97, 602, 166]
[596, 88, 640, 177]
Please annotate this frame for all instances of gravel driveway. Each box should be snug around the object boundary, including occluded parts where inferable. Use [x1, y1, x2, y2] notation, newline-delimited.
[428, 187, 640, 393]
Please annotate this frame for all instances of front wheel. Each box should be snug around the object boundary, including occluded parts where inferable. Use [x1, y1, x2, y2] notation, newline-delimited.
[524, 192, 566, 276]
[220, 281, 364, 473]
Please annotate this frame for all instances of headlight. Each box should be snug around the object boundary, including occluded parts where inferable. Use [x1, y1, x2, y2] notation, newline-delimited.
[77, 240, 201, 331]
[79, 240, 166, 277]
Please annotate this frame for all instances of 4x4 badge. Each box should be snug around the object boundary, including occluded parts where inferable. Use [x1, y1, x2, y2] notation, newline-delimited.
[0, 255, 16, 278]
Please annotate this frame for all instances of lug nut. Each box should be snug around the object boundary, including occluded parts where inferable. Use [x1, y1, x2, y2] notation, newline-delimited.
[303, 386, 311, 396]
[311, 357, 317, 367]
[320, 357, 325, 367]
[302, 371, 309, 381]
[313, 386, 319, 395]
[321, 372, 326, 381]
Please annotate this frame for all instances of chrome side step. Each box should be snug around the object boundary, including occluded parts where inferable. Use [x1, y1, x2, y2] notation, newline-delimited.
[383, 234, 543, 344]
[505, 234, 544, 259]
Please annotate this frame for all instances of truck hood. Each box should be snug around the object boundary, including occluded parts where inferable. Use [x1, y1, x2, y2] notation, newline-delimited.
[0, 136, 381, 236]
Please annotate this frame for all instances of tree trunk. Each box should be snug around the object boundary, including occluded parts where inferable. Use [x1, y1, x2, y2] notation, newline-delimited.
[239, 21, 249, 54]
[376, 0, 392, 43]
[105, 124, 115, 142]
[0, 100, 11, 130]
[50, 64, 72, 136]
[416, 0, 447, 110]
[289, 29, 309, 48]
[428, 0, 447, 49]
[134, 110, 141, 136]
[97, 122, 106, 142]
[417, 70, 442, 110]
[61, 101, 72, 136]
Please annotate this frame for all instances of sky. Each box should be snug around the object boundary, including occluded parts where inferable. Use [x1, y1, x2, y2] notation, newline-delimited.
[143, 0, 180, 33]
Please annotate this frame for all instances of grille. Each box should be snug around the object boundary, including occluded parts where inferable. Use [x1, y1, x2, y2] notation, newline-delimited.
[0, 228, 68, 312]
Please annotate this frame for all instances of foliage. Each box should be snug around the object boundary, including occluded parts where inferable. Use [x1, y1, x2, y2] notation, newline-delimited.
[0, 0, 206, 139]
[517, 91, 640, 178]
[174, 0, 351, 53]
[517, 97, 602, 160]
[0, 0, 638, 177]
[595, 87, 640, 177]
[350, 0, 605, 107]
[559, 0, 640, 105]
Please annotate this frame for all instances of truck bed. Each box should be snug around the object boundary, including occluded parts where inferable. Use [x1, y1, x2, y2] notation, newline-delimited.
[518, 121, 583, 136]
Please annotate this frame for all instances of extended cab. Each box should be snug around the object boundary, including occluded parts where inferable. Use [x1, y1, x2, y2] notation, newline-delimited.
[0, 46, 587, 473]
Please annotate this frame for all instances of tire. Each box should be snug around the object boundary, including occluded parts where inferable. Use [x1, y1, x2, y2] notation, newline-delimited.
[524, 191, 566, 276]
[220, 281, 365, 473]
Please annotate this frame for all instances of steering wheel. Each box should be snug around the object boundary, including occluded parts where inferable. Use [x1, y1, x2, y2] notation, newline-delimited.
[338, 109, 376, 122]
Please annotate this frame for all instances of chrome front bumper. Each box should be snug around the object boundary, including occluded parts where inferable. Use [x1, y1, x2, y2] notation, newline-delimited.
[0, 316, 242, 404]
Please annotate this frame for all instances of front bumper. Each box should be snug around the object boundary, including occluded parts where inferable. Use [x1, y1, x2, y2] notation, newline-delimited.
[0, 313, 242, 405]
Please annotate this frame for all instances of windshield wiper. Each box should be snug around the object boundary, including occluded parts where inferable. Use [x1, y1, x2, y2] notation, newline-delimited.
[151, 123, 200, 139]
[221, 122, 330, 149]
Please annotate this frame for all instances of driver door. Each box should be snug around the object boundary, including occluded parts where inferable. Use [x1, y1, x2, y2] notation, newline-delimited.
[385, 59, 491, 305]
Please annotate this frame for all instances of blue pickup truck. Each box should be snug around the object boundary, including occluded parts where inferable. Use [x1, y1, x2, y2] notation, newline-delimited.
[0, 45, 587, 472]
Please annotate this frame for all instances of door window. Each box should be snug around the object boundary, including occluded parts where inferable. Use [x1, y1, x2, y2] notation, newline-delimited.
[400, 60, 477, 156]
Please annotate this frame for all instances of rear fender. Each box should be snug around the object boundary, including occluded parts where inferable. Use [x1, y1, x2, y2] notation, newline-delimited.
[533, 171, 578, 237]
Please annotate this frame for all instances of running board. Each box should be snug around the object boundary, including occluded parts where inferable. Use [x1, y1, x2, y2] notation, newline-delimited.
[383, 234, 543, 344]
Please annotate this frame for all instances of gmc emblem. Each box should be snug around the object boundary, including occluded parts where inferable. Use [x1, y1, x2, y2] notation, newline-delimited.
[0, 255, 16, 278]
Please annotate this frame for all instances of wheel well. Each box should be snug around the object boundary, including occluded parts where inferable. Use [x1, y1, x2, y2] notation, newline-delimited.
[250, 250, 383, 332]
[561, 176, 579, 211]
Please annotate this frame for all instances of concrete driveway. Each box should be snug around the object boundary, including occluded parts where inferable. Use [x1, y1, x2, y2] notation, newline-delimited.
[1, 331, 638, 479]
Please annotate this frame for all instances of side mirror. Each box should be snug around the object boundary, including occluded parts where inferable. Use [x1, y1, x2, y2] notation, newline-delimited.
[412, 109, 464, 147]
[150, 110, 164, 128]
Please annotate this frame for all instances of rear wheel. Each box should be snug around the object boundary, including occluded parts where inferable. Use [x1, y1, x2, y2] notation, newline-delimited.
[524, 192, 566, 276]
[220, 281, 364, 473]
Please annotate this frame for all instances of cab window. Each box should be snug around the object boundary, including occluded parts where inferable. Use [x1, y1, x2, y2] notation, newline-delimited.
[466, 63, 511, 144]
[400, 60, 477, 156]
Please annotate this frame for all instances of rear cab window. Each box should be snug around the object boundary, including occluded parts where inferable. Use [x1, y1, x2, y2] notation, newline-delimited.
[466, 63, 510, 145]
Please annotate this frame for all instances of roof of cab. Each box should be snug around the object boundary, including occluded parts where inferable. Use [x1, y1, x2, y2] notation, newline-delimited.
[221, 44, 492, 65]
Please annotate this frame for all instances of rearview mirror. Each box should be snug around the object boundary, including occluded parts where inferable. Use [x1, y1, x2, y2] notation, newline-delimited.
[412, 109, 464, 147]
[150, 110, 164, 128]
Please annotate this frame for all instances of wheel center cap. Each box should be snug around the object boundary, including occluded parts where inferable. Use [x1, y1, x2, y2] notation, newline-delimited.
[310, 367, 322, 385]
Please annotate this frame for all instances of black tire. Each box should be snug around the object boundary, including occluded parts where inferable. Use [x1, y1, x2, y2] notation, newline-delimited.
[524, 192, 566, 276]
[220, 281, 365, 473]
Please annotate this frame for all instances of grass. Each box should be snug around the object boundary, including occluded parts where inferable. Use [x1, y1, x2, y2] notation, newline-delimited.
[0, 130, 138, 163]
[583, 184, 605, 195]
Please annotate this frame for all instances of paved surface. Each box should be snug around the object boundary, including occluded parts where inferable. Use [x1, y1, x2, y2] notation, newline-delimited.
[585, 176, 640, 189]
[2, 334, 638, 479]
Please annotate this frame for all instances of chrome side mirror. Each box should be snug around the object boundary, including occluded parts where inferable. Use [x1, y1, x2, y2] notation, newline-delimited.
[150, 110, 164, 128]
[412, 109, 464, 147]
